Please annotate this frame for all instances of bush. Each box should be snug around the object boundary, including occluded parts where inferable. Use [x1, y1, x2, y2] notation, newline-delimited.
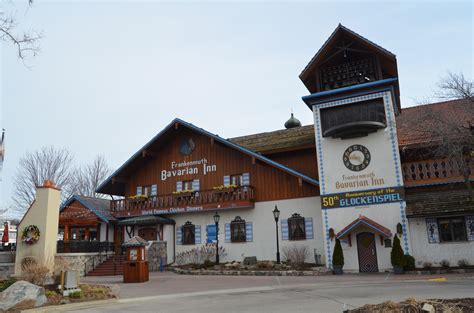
[202, 259, 214, 268]
[403, 255, 416, 271]
[441, 260, 450, 268]
[458, 259, 469, 267]
[332, 239, 344, 267]
[0, 277, 17, 292]
[22, 263, 50, 286]
[282, 244, 310, 269]
[175, 243, 227, 265]
[390, 235, 405, 267]
[68, 291, 82, 298]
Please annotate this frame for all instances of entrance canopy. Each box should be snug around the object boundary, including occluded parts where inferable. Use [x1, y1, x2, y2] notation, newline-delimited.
[117, 215, 175, 226]
[336, 215, 392, 239]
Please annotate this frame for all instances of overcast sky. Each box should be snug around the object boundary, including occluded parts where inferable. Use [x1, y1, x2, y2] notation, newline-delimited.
[1, 0, 472, 216]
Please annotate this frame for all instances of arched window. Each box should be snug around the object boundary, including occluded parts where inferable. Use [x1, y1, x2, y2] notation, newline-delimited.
[288, 213, 306, 240]
[182, 221, 195, 245]
[231, 216, 246, 243]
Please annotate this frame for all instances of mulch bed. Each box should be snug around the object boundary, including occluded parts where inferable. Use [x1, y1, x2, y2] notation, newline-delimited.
[348, 298, 474, 313]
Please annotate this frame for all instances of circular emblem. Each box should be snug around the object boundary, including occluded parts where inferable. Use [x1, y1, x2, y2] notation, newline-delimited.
[179, 138, 195, 155]
[343, 144, 371, 172]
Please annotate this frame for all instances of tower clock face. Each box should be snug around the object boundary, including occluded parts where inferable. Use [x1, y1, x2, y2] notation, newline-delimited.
[343, 144, 371, 172]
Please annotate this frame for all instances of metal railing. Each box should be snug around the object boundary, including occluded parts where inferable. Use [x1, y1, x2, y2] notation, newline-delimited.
[57, 241, 115, 253]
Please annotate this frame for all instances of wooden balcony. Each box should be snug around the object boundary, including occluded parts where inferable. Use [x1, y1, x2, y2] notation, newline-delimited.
[111, 186, 255, 218]
[402, 158, 473, 186]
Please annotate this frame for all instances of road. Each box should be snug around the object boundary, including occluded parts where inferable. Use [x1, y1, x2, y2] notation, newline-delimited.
[70, 273, 474, 313]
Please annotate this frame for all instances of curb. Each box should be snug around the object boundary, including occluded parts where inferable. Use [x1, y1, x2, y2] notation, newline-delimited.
[170, 267, 332, 276]
[21, 299, 118, 313]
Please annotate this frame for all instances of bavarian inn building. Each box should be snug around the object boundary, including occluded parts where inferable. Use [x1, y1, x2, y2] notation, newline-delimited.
[58, 25, 474, 273]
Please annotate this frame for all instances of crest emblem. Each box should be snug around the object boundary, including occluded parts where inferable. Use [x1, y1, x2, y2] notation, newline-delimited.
[179, 138, 196, 155]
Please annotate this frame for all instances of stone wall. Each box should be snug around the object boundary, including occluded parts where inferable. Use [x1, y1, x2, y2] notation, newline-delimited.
[55, 252, 113, 276]
[0, 263, 14, 280]
[146, 241, 167, 272]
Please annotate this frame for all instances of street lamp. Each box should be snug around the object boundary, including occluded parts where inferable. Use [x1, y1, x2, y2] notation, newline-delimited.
[213, 212, 220, 265]
[273, 205, 281, 264]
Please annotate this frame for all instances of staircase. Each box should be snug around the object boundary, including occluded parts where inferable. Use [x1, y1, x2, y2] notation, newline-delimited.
[87, 255, 125, 276]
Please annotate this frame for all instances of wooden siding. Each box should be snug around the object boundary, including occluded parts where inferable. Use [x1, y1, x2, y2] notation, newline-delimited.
[264, 148, 319, 181]
[59, 200, 99, 226]
[125, 127, 319, 202]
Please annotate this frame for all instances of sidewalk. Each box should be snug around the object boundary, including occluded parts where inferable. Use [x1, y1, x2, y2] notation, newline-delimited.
[81, 270, 474, 299]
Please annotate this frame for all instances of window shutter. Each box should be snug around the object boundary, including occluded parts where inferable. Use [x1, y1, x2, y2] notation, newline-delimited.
[242, 173, 250, 186]
[425, 218, 440, 243]
[176, 226, 182, 245]
[223, 175, 230, 187]
[151, 184, 157, 196]
[136, 186, 142, 196]
[195, 225, 201, 244]
[206, 225, 217, 244]
[225, 223, 231, 243]
[466, 216, 474, 241]
[305, 218, 314, 239]
[245, 222, 253, 242]
[192, 179, 200, 191]
[281, 219, 289, 240]
[176, 181, 182, 192]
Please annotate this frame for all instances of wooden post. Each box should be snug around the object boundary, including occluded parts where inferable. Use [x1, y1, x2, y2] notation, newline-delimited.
[64, 225, 69, 241]
[85, 228, 90, 241]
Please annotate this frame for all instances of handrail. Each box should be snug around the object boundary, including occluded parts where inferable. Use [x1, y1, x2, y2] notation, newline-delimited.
[110, 186, 255, 212]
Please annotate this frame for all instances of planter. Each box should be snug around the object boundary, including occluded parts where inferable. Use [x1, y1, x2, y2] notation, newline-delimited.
[333, 265, 343, 275]
[393, 265, 404, 275]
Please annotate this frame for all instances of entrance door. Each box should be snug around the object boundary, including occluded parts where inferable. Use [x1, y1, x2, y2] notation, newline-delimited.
[357, 232, 378, 273]
[114, 226, 124, 255]
[138, 227, 157, 241]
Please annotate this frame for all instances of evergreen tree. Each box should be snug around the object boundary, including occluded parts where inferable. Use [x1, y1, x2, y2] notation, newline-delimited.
[332, 238, 344, 266]
[391, 235, 405, 267]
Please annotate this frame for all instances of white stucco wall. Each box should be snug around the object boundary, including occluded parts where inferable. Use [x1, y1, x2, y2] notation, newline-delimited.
[164, 196, 324, 264]
[409, 217, 474, 267]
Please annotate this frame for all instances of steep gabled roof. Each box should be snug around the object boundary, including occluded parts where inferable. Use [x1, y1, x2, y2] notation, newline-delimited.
[300, 24, 396, 84]
[96, 118, 319, 196]
[60, 195, 114, 223]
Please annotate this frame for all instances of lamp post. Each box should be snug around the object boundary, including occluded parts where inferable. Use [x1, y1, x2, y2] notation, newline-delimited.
[273, 205, 281, 264]
[213, 212, 220, 265]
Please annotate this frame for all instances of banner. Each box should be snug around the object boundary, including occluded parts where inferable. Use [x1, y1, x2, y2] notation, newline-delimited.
[321, 186, 405, 209]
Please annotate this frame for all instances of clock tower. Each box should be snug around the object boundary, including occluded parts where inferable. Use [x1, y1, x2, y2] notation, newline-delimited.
[301, 24, 409, 272]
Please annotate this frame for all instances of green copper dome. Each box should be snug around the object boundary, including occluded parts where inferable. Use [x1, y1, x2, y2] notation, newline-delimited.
[284, 113, 302, 129]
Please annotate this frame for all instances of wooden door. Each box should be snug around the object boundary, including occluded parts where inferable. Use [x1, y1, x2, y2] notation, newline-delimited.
[114, 226, 124, 255]
[357, 232, 378, 273]
[138, 227, 157, 241]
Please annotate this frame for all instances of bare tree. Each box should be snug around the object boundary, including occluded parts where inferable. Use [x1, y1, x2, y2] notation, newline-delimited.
[0, 0, 42, 60]
[70, 155, 112, 198]
[407, 72, 473, 199]
[11, 146, 74, 213]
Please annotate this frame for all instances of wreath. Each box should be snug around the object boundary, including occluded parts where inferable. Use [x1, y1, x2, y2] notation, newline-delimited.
[22, 225, 40, 245]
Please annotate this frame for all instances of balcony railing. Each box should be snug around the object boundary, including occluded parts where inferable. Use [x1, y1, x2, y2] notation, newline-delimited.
[57, 240, 114, 253]
[402, 158, 473, 186]
[111, 186, 255, 215]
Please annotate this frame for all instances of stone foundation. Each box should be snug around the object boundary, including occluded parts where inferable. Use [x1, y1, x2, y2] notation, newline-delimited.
[146, 241, 167, 272]
[55, 252, 114, 276]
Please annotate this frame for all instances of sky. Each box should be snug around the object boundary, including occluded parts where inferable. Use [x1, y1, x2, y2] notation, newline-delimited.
[1, 0, 473, 216]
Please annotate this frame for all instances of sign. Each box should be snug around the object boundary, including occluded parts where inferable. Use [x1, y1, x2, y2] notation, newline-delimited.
[321, 186, 405, 209]
[161, 158, 217, 181]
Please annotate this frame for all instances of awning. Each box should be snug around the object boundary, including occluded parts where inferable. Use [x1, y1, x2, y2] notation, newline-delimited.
[336, 215, 392, 239]
[117, 215, 175, 226]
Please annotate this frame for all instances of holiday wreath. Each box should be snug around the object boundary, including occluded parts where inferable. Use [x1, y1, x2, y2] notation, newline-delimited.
[22, 225, 40, 245]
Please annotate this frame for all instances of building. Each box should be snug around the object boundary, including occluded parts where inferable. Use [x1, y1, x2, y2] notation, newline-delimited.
[62, 24, 473, 273]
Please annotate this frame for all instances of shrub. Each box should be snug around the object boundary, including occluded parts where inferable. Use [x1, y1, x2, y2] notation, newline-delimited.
[68, 291, 82, 298]
[175, 243, 227, 265]
[332, 239, 344, 267]
[22, 263, 50, 286]
[282, 244, 310, 269]
[458, 259, 469, 267]
[423, 262, 432, 269]
[403, 255, 416, 271]
[45, 290, 57, 298]
[441, 260, 450, 268]
[390, 235, 405, 267]
[202, 259, 214, 268]
[0, 277, 17, 292]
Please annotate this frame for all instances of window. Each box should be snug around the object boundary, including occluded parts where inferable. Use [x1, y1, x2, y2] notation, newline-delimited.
[183, 180, 194, 191]
[438, 217, 467, 242]
[182, 221, 195, 245]
[288, 213, 306, 240]
[230, 216, 246, 242]
[231, 174, 243, 186]
[142, 185, 151, 197]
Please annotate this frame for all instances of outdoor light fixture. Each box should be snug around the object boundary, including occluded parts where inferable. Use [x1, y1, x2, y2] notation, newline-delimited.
[273, 205, 281, 264]
[214, 212, 220, 265]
